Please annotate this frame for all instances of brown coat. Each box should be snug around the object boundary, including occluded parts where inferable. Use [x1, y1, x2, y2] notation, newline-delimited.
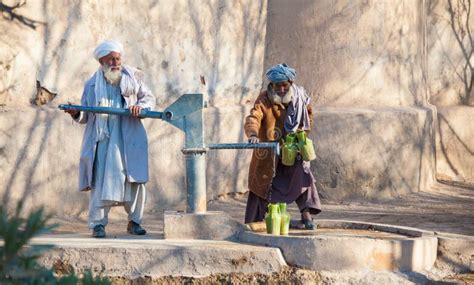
[244, 89, 313, 199]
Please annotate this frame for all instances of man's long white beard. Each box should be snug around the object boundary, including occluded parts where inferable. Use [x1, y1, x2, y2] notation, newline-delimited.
[102, 64, 122, 86]
[269, 86, 293, 105]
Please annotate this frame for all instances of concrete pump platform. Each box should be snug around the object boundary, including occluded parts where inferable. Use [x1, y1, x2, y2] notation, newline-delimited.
[31, 217, 443, 278]
[35, 235, 287, 278]
[241, 220, 438, 272]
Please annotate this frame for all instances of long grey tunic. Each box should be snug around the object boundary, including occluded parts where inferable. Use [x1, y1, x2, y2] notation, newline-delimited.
[91, 83, 129, 205]
[74, 65, 156, 192]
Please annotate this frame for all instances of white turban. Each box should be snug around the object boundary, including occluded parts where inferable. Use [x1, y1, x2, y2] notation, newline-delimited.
[93, 40, 124, 61]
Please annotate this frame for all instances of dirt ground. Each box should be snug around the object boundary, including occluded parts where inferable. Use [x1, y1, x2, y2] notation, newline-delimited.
[107, 271, 474, 285]
[50, 182, 474, 284]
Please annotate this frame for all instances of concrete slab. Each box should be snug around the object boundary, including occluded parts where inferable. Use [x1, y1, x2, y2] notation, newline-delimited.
[34, 234, 287, 278]
[164, 211, 245, 241]
[239, 219, 438, 272]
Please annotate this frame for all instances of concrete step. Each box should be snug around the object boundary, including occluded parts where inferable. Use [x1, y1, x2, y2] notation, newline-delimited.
[34, 234, 286, 278]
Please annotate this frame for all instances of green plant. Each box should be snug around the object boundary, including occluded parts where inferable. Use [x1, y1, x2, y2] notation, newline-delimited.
[0, 202, 110, 284]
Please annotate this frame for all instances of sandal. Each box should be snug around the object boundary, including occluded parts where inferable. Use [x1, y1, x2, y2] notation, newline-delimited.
[302, 219, 316, 230]
[92, 224, 106, 238]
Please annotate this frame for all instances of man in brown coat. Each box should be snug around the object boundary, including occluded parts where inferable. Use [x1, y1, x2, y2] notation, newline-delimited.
[244, 63, 321, 229]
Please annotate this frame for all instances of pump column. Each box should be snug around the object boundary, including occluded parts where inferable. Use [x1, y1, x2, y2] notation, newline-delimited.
[180, 105, 207, 214]
[182, 148, 207, 213]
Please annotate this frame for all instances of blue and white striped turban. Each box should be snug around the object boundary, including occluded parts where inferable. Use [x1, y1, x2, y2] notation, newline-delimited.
[93, 40, 124, 61]
[265, 63, 296, 83]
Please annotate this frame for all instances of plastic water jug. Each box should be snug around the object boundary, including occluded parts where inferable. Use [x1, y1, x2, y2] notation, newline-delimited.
[265, 203, 281, 235]
[297, 131, 316, 161]
[279, 203, 290, 235]
[282, 133, 298, 166]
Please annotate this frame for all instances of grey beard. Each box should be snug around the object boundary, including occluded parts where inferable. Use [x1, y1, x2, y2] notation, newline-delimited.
[269, 86, 293, 105]
[102, 65, 122, 86]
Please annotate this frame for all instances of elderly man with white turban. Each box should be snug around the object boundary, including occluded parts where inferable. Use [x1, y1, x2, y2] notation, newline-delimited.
[244, 63, 321, 229]
[64, 40, 156, 238]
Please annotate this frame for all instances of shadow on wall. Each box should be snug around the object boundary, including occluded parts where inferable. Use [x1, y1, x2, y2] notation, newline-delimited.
[147, 0, 266, 204]
[0, 1, 44, 105]
[139, 0, 266, 108]
[427, 0, 474, 187]
[312, 108, 433, 200]
[0, 55, 16, 106]
[447, 0, 474, 105]
[1, 0, 268, 215]
[436, 111, 474, 186]
[0, 1, 43, 30]
[428, 0, 474, 106]
[264, 1, 428, 107]
[1, 0, 89, 216]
